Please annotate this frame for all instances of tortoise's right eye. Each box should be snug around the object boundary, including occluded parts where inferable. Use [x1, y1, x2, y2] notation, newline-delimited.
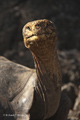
[26, 26, 31, 31]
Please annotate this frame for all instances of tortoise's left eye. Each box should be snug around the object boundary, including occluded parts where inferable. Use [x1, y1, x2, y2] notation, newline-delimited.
[46, 23, 50, 28]
[46, 22, 53, 28]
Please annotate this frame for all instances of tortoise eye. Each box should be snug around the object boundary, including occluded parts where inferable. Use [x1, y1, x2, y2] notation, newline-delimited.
[46, 23, 50, 28]
[26, 26, 31, 31]
[46, 22, 53, 28]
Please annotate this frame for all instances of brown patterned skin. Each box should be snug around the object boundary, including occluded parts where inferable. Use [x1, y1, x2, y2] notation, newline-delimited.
[0, 19, 62, 120]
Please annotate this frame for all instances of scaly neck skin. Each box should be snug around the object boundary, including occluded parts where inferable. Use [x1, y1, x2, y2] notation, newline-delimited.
[31, 40, 62, 118]
[31, 40, 62, 90]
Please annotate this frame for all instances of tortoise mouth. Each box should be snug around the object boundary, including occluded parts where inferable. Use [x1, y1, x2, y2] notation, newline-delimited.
[23, 33, 55, 48]
[24, 33, 52, 39]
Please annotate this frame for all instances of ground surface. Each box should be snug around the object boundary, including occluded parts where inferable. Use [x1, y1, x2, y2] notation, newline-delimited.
[0, 0, 80, 120]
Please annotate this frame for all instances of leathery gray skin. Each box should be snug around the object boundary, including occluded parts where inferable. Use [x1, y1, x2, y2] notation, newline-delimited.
[0, 19, 62, 120]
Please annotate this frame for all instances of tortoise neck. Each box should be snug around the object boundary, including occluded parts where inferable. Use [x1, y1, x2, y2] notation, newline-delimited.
[31, 43, 59, 80]
[31, 42, 61, 118]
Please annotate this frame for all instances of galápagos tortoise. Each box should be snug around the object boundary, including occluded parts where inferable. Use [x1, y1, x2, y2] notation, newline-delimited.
[0, 19, 70, 120]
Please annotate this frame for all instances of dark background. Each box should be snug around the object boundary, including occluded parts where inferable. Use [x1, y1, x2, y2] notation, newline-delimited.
[0, 0, 80, 119]
[0, 0, 80, 53]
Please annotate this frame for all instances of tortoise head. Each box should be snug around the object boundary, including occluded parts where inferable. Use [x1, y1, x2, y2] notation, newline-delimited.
[22, 19, 57, 49]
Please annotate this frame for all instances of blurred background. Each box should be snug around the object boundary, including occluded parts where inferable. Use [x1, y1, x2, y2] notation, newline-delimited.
[0, 0, 80, 119]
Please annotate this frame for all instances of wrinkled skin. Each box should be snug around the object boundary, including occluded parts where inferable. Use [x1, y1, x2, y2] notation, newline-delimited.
[0, 19, 62, 120]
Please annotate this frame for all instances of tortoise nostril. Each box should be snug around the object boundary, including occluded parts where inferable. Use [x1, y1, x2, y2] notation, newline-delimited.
[26, 26, 31, 31]
[35, 24, 40, 29]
